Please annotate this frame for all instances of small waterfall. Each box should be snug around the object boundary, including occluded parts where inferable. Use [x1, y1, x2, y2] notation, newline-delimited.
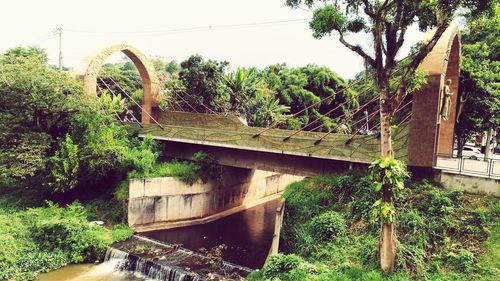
[103, 247, 192, 281]
[93, 235, 252, 280]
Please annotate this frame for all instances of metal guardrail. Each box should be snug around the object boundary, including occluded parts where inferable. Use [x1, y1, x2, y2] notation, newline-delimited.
[435, 153, 500, 179]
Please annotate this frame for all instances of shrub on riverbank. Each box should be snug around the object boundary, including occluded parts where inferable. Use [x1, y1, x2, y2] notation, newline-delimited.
[0, 202, 133, 281]
[248, 172, 499, 280]
[128, 151, 224, 185]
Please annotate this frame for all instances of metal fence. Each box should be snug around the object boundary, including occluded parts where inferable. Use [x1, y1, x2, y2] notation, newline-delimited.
[435, 154, 500, 179]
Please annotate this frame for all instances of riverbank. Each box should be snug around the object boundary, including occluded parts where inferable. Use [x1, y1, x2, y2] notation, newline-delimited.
[248, 172, 500, 280]
[0, 184, 134, 281]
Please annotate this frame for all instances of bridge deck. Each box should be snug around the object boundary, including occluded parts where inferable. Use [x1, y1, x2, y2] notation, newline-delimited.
[135, 111, 409, 164]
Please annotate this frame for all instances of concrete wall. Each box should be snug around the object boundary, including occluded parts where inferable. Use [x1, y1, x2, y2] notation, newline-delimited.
[438, 172, 500, 196]
[128, 167, 302, 231]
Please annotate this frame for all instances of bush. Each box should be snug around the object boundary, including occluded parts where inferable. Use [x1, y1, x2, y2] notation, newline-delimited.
[192, 151, 223, 183]
[445, 249, 475, 272]
[309, 211, 347, 242]
[127, 135, 159, 177]
[0, 200, 133, 280]
[262, 254, 306, 279]
[111, 224, 134, 242]
[28, 202, 110, 263]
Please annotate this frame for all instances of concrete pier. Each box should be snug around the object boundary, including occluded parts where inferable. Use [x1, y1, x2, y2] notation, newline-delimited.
[128, 167, 302, 232]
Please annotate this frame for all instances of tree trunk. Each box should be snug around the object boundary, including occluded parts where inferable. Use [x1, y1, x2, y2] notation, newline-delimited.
[378, 78, 396, 274]
[457, 137, 466, 157]
[484, 127, 493, 160]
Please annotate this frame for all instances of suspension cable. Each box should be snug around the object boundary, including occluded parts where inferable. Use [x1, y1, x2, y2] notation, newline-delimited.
[345, 98, 414, 145]
[252, 54, 415, 138]
[366, 99, 413, 134]
[283, 84, 376, 141]
[96, 83, 124, 124]
[252, 73, 375, 138]
[157, 76, 216, 114]
[97, 78, 144, 128]
[171, 90, 199, 113]
[103, 76, 164, 129]
[313, 94, 380, 145]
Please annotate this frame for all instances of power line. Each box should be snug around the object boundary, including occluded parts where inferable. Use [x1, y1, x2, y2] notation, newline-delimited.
[64, 18, 311, 36]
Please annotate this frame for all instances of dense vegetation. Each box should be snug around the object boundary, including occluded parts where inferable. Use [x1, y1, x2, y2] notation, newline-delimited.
[0, 47, 153, 280]
[128, 151, 224, 185]
[248, 172, 499, 280]
[456, 3, 499, 153]
[0, 180, 134, 281]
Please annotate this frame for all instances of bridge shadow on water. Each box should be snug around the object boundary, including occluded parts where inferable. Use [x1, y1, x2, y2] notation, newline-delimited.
[141, 198, 280, 270]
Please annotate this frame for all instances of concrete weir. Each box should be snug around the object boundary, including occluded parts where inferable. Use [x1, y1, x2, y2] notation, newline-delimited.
[128, 166, 302, 232]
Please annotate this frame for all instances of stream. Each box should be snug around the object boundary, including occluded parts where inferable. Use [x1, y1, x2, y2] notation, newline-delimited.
[38, 199, 279, 280]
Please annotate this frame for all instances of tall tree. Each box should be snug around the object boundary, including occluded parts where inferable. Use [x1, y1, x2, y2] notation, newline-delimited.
[0, 47, 133, 194]
[177, 55, 231, 113]
[285, 0, 492, 273]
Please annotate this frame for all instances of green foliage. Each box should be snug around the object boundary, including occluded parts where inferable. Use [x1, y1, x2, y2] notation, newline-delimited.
[309, 211, 347, 242]
[0, 46, 139, 194]
[0, 46, 48, 65]
[260, 172, 500, 280]
[28, 202, 109, 263]
[456, 3, 499, 149]
[114, 180, 129, 203]
[128, 151, 224, 185]
[111, 224, 135, 242]
[369, 157, 409, 223]
[309, 4, 347, 38]
[128, 161, 199, 185]
[445, 249, 475, 272]
[72, 111, 131, 181]
[178, 54, 231, 113]
[261, 64, 354, 131]
[262, 254, 312, 280]
[0, 199, 132, 280]
[0, 251, 67, 281]
[127, 135, 159, 177]
[49, 135, 79, 192]
[162, 60, 354, 131]
[98, 90, 126, 115]
[369, 157, 409, 193]
[192, 151, 224, 183]
[0, 48, 83, 179]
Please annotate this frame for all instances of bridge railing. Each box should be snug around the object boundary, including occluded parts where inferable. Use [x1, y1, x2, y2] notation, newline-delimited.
[435, 153, 500, 179]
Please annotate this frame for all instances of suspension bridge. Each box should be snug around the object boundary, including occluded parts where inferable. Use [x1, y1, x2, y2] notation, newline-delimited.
[76, 26, 468, 176]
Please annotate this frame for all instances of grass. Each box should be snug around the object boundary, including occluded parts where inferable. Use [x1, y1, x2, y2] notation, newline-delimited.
[128, 161, 199, 185]
[249, 172, 500, 281]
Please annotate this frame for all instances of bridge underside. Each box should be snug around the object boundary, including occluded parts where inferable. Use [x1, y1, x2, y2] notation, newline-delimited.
[134, 111, 410, 175]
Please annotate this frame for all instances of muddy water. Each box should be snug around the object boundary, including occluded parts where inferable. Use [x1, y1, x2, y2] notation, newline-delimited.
[37, 263, 143, 281]
[141, 198, 279, 269]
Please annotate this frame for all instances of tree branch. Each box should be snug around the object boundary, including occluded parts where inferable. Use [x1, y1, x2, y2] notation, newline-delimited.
[339, 33, 376, 67]
[361, 0, 376, 17]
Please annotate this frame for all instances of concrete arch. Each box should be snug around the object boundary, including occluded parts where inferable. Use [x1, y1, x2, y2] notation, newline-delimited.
[77, 44, 160, 124]
[408, 25, 461, 167]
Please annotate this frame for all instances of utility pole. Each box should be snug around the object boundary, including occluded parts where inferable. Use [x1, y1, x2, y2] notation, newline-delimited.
[53, 27, 63, 71]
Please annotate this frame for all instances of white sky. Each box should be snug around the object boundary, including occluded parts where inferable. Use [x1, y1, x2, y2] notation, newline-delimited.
[0, 0, 424, 78]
